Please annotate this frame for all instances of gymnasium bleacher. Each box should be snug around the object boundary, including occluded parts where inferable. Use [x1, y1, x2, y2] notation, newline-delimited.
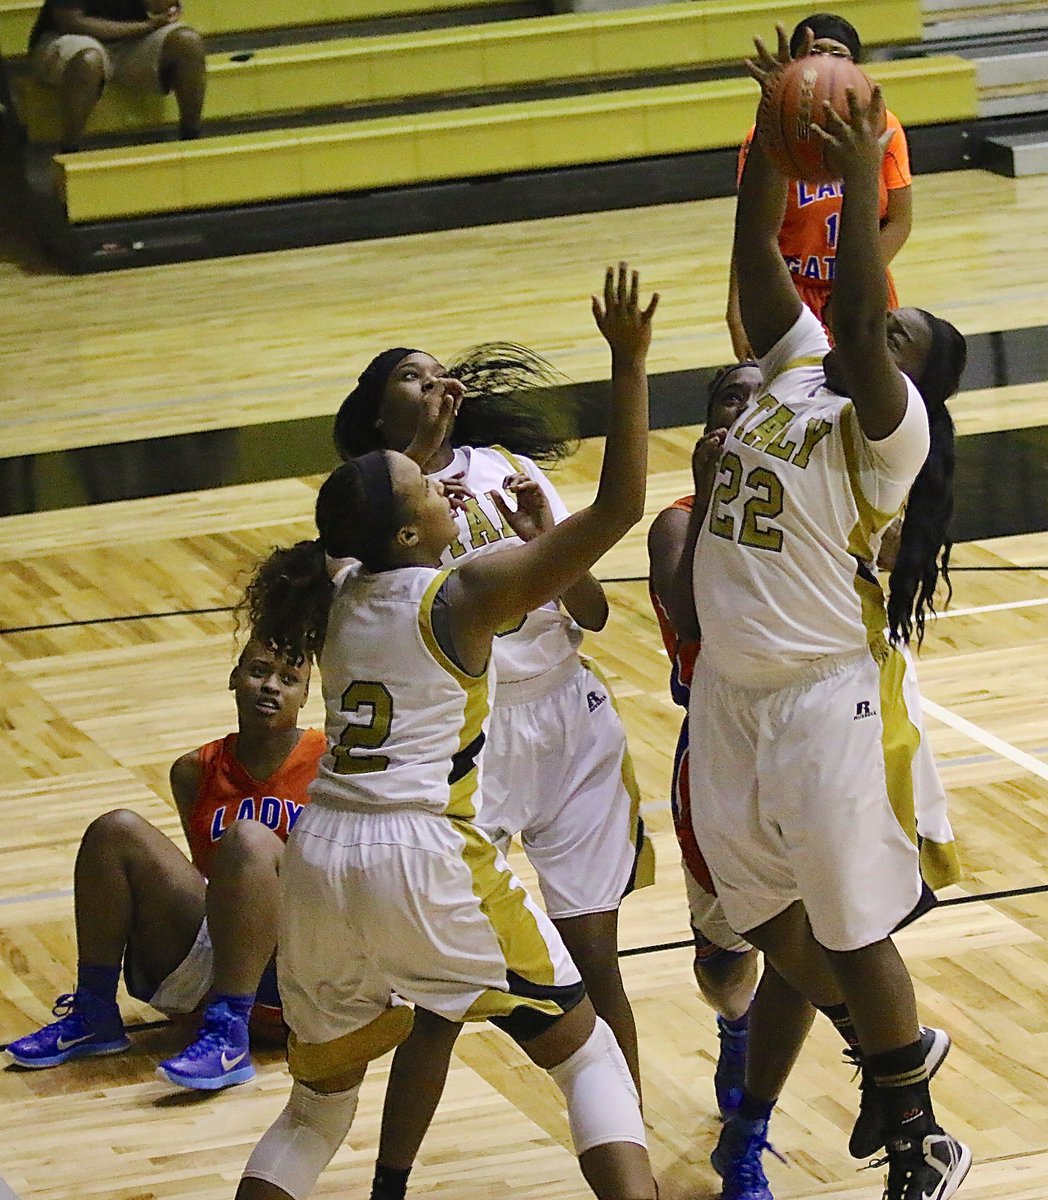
[0, 0, 1044, 271]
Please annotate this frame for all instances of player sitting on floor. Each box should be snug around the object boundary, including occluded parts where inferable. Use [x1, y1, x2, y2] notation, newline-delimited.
[4, 638, 323, 1092]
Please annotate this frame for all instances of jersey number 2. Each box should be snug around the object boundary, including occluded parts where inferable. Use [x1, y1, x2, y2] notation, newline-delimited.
[332, 681, 393, 774]
[708, 452, 785, 552]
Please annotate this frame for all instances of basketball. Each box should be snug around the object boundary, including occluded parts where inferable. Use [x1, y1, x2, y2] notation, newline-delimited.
[758, 54, 882, 183]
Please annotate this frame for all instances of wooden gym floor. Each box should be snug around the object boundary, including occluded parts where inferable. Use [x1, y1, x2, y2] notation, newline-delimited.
[1, 169, 1047, 1199]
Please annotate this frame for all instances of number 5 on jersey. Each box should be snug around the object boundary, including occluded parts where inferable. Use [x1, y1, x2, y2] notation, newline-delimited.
[332, 681, 394, 774]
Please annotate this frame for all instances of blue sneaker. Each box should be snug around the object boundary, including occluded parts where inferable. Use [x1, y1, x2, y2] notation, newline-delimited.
[4, 993, 129, 1069]
[712, 1114, 782, 1200]
[714, 1016, 748, 1119]
[157, 999, 255, 1091]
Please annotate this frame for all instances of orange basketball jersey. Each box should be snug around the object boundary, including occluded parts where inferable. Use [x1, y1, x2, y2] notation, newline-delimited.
[738, 109, 910, 293]
[185, 729, 326, 877]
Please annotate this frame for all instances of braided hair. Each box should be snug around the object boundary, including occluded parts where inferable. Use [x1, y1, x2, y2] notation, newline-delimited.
[886, 311, 967, 645]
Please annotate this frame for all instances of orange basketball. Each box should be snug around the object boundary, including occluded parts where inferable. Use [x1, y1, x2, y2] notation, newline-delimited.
[758, 54, 881, 183]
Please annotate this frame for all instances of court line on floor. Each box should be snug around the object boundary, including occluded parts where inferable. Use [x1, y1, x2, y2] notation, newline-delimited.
[921, 697, 1048, 783]
[934, 596, 1048, 619]
[6, 572, 1048, 637]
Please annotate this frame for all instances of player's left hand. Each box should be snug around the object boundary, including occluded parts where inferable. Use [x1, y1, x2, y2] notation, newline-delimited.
[813, 85, 894, 181]
[491, 475, 555, 542]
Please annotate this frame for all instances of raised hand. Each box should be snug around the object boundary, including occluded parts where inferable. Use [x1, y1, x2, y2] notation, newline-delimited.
[745, 22, 811, 96]
[813, 85, 894, 181]
[404, 377, 466, 468]
[491, 474, 555, 543]
[691, 427, 727, 516]
[592, 262, 659, 362]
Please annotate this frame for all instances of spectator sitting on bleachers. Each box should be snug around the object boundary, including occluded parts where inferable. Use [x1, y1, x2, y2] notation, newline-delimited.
[27, 0, 205, 153]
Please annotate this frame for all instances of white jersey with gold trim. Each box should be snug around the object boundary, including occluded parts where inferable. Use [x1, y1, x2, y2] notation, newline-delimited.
[429, 446, 583, 689]
[693, 306, 931, 690]
[309, 563, 493, 819]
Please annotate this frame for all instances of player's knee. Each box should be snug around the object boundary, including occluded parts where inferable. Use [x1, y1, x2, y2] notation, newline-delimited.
[547, 1017, 646, 1157]
[81, 808, 153, 854]
[213, 819, 283, 872]
[242, 1078, 361, 1200]
[164, 25, 205, 67]
[64, 47, 105, 90]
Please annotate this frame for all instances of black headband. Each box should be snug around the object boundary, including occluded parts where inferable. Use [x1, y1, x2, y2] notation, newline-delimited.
[791, 13, 862, 60]
[913, 312, 961, 412]
[334, 347, 423, 459]
[347, 450, 400, 564]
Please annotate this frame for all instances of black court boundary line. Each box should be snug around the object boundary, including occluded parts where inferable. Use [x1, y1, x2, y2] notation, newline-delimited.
[3, 566, 1048, 636]
[3, 881, 1045, 1053]
[617, 882, 1048, 959]
[600, 567, 1048, 585]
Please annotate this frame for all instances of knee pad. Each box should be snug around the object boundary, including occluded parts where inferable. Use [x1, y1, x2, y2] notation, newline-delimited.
[242, 1080, 360, 1200]
[547, 1017, 647, 1156]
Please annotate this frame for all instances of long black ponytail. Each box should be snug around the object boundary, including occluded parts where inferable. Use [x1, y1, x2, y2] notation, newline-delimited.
[887, 311, 966, 645]
[447, 342, 578, 465]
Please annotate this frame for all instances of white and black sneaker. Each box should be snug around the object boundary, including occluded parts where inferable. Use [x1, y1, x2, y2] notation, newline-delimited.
[882, 1131, 972, 1200]
[849, 1027, 952, 1158]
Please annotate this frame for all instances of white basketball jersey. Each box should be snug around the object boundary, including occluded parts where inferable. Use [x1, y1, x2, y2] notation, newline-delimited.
[309, 564, 493, 819]
[429, 446, 583, 687]
[694, 306, 930, 689]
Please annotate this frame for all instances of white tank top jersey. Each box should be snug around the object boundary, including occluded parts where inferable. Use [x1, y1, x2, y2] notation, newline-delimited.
[693, 306, 931, 690]
[309, 563, 494, 819]
[428, 446, 584, 688]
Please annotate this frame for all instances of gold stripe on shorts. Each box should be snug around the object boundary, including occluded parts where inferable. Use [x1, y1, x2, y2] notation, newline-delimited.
[877, 646, 920, 844]
[581, 656, 655, 893]
[455, 819, 563, 1023]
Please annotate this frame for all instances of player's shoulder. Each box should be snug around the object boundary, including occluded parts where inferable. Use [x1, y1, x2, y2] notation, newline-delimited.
[884, 108, 904, 132]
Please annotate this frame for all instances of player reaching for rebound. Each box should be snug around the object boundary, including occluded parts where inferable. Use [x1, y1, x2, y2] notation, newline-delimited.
[332, 330, 652, 1200]
[651, 361, 960, 1198]
[726, 12, 913, 355]
[4, 639, 322, 1091]
[680, 26, 970, 1200]
[234, 265, 657, 1200]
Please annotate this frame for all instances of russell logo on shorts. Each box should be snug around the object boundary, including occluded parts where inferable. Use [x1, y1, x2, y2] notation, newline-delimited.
[587, 691, 607, 713]
[853, 700, 876, 720]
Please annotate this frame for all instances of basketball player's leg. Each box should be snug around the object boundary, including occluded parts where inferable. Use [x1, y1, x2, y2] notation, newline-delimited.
[766, 651, 970, 1194]
[4, 809, 204, 1068]
[158, 820, 284, 1091]
[393, 818, 655, 1200]
[206, 819, 283, 996]
[372, 1008, 461, 1197]
[514, 663, 652, 1093]
[552, 907, 640, 1093]
[515, 995, 654, 1200]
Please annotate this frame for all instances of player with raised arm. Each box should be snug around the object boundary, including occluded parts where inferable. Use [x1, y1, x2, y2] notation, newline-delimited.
[683, 26, 970, 1200]
[234, 265, 658, 1200]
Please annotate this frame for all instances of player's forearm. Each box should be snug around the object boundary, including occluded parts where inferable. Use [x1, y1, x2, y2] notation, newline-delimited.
[56, 12, 155, 39]
[830, 164, 887, 343]
[878, 214, 910, 268]
[592, 353, 649, 534]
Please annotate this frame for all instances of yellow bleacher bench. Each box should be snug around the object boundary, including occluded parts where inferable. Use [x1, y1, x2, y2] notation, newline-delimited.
[10, 0, 923, 142]
[58, 56, 977, 224]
